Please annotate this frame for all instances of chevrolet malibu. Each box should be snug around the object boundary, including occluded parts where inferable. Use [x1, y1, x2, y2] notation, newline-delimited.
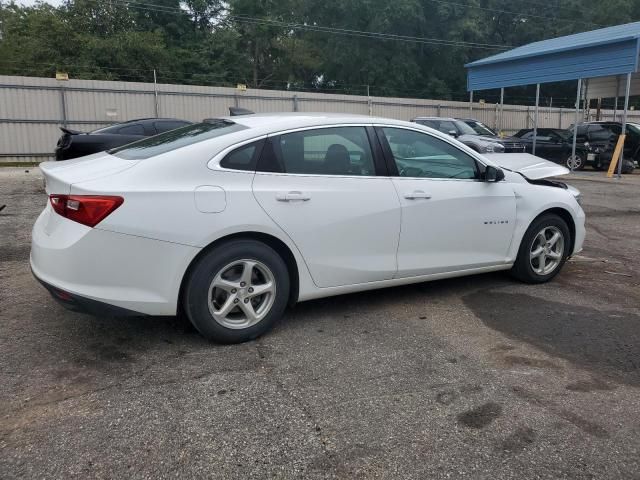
[31, 113, 585, 343]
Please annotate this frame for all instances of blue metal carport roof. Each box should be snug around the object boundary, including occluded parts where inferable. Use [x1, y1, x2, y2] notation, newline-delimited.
[466, 22, 640, 91]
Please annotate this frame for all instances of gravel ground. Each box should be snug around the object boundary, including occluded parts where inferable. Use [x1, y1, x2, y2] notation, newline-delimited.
[1, 167, 639, 479]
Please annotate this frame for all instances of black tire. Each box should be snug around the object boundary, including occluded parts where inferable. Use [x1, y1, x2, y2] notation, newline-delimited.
[565, 153, 585, 170]
[592, 158, 605, 171]
[621, 159, 635, 174]
[511, 214, 571, 284]
[184, 239, 290, 343]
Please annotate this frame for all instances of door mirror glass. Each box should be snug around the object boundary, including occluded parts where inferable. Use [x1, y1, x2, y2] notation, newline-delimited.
[484, 165, 505, 182]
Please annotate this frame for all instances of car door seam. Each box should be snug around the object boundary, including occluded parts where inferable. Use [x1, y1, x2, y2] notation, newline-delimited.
[388, 178, 404, 280]
[250, 171, 320, 288]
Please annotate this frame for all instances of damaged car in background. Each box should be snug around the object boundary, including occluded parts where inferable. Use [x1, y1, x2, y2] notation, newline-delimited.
[55, 118, 192, 160]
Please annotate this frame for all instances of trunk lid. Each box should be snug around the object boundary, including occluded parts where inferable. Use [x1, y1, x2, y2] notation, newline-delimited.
[40, 153, 138, 194]
[482, 153, 569, 180]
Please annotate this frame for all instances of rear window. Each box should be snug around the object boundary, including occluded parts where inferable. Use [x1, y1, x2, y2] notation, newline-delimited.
[117, 124, 145, 135]
[109, 120, 248, 160]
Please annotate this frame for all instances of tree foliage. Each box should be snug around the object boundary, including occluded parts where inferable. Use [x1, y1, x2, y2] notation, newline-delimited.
[0, 0, 639, 105]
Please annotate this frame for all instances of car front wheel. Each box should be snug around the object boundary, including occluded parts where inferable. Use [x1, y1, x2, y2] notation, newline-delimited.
[511, 214, 570, 283]
[565, 153, 585, 170]
[184, 239, 290, 343]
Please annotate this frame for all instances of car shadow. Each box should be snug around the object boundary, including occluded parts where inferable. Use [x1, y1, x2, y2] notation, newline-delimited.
[463, 290, 640, 387]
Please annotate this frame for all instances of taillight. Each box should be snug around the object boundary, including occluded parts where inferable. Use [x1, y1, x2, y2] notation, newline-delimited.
[49, 195, 123, 227]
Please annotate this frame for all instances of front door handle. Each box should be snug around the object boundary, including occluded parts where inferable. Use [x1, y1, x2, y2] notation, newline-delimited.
[276, 191, 311, 202]
[404, 190, 432, 200]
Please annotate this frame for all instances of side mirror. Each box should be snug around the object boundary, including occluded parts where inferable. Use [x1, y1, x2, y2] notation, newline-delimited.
[484, 165, 505, 182]
[448, 130, 458, 138]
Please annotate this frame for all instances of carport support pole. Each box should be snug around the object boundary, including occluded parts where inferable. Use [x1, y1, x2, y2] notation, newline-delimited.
[532, 84, 540, 155]
[571, 79, 583, 172]
[617, 72, 632, 179]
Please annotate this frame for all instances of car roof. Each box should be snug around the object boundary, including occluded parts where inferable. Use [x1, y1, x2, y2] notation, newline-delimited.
[226, 112, 418, 133]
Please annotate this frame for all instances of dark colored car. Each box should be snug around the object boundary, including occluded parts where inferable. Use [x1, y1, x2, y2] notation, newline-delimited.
[412, 117, 526, 153]
[512, 128, 595, 170]
[55, 118, 193, 160]
[570, 121, 638, 173]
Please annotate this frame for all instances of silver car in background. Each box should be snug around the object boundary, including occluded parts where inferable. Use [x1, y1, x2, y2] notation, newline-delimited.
[412, 116, 526, 154]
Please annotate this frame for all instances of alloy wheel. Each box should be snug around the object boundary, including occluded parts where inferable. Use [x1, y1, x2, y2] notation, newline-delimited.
[529, 226, 564, 275]
[207, 259, 276, 329]
[566, 154, 583, 170]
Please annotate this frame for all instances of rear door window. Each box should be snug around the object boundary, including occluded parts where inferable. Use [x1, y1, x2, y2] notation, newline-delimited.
[259, 127, 376, 176]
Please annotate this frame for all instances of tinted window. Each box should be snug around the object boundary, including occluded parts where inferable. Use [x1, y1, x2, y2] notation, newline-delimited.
[587, 125, 614, 141]
[381, 127, 478, 179]
[117, 124, 145, 135]
[220, 140, 263, 171]
[264, 127, 375, 176]
[110, 121, 247, 160]
[154, 120, 191, 134]
[519, 131, 534, 140]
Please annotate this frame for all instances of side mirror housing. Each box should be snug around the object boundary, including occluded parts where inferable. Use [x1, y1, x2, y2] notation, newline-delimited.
[448, 130, 458, 138]
[484, 165, 505, 182]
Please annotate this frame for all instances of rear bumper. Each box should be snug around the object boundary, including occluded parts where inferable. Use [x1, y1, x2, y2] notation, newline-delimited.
[31, 205, 199, 316]
[33, 270, 145, 317]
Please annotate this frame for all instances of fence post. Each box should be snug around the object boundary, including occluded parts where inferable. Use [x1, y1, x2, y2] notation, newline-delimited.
[437, 104, 441, 116]
[526, 106, 530, 129]
[153, 69, 159, 117]
[59, 86, 68, 127]
[558, 109, 563, 129]
[293, 95, 298, 112]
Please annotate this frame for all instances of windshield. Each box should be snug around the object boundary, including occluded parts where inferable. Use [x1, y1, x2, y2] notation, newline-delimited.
[109, 120, 247, 160]
[467, 121, 496, 136]
[452, 120, 477, 135]
[415, 119, 477, 136]
[552, 129, 572, 141]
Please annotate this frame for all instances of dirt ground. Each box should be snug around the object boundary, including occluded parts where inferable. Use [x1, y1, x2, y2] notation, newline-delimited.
[1, 167, 639, 479]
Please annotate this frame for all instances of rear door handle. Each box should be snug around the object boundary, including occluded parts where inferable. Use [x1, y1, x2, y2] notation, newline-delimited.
[276, 191, 311, 202]
[404, 190, 432, 200]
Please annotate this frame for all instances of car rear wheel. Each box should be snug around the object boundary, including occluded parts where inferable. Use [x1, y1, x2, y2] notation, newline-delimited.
[184, 240, 290, 343]
[511, 214, 570, 283]
[565, 153, 585, 170]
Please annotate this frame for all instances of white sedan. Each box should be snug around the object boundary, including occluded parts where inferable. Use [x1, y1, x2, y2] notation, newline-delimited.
[31, 113, 585, 343]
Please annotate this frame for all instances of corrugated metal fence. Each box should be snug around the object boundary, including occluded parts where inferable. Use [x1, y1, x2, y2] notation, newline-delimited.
[2, 74, 638, 163]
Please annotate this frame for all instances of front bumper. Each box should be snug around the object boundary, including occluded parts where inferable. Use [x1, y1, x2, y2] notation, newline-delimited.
[31, 205, 199, 316]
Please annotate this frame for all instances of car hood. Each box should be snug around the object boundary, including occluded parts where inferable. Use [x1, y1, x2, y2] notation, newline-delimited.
[458, 134, 500, 145]
[482, 153, 569, 180]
